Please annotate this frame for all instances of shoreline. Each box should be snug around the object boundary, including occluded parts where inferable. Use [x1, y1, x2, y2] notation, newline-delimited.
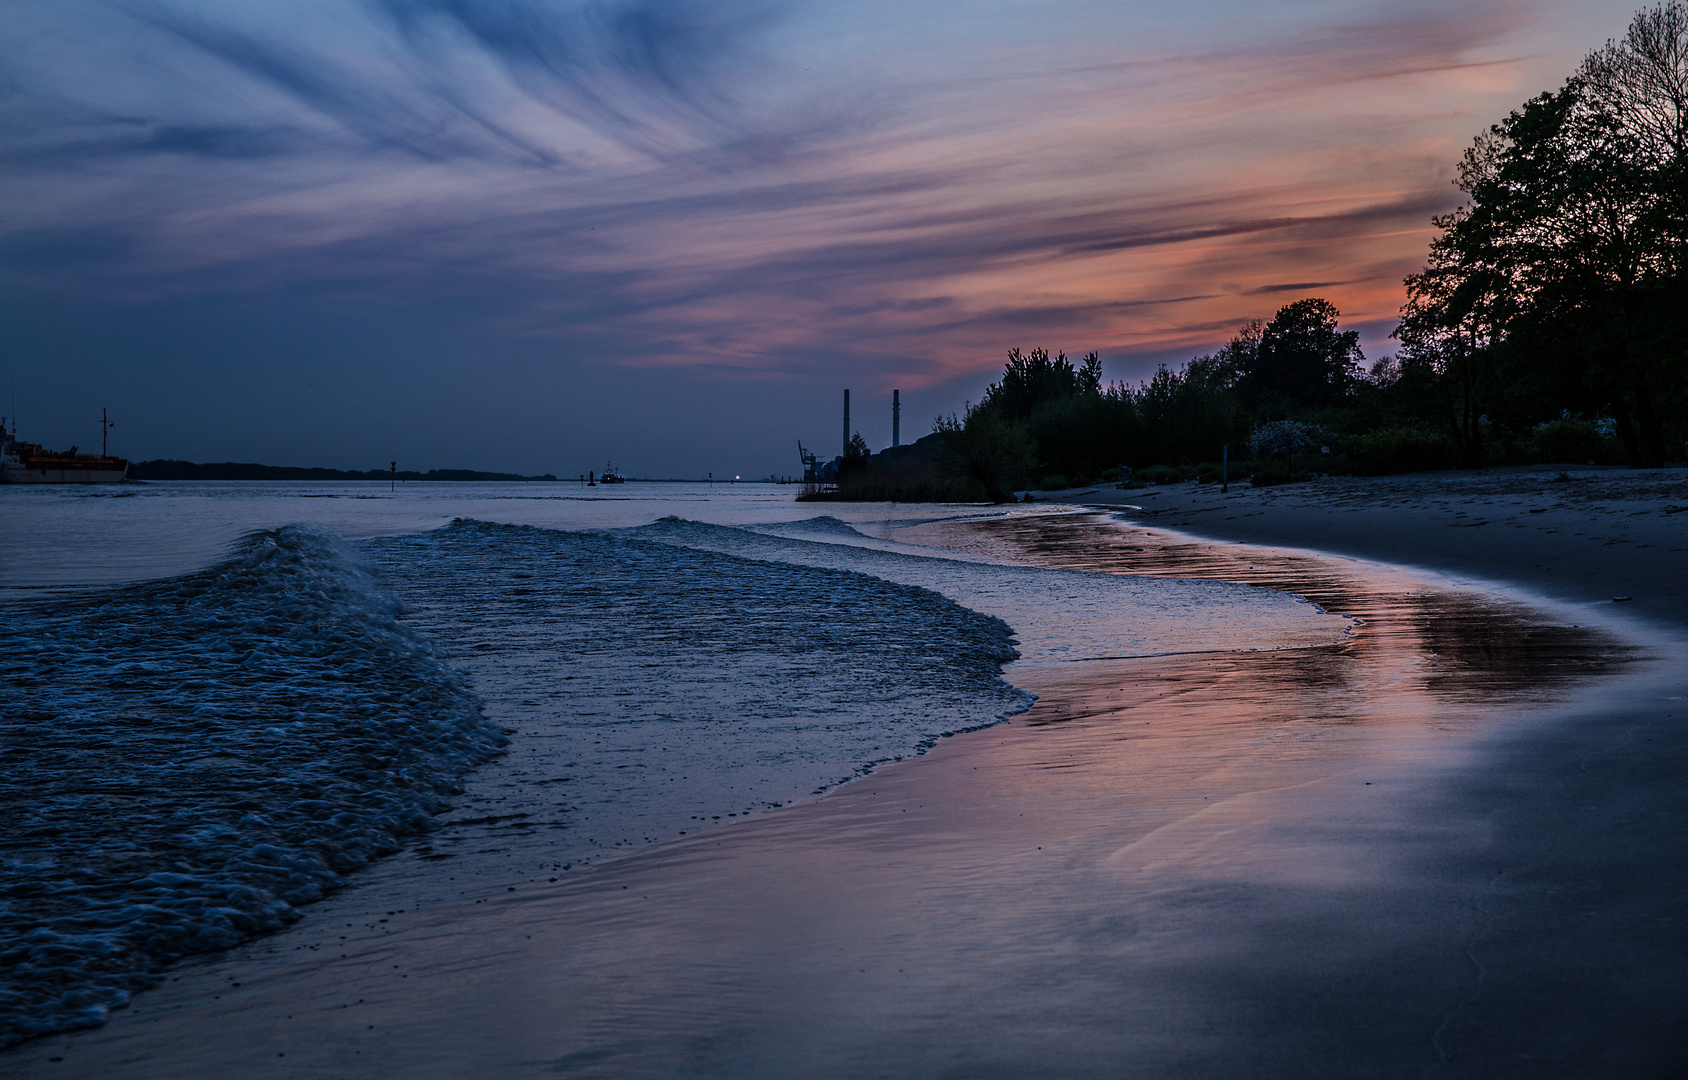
[5, 495, 1686, 1076]
[1053, 465, 1688, 631]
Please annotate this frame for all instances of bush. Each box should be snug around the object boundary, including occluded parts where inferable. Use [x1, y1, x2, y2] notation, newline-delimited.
[1127, 464, 1184, 487]
[1336, 427, 1455, 475]
[1249, 419, 1332, 458]
[1039, 474, 1072, 491]
[932, 411, 1035, 503]
[1250, 462, 1295, 486]
[1534, 420, 1620, 465]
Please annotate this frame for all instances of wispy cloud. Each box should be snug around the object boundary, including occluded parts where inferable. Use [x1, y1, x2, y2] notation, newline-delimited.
[0, 0, 1629, 396]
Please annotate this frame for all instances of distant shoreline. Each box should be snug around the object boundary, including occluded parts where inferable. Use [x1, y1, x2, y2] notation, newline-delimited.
[127, 460, 559, 482]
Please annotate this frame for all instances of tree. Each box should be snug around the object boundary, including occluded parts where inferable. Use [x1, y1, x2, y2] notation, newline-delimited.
[1204, 320, 1262, 390]
[1396, 236, 1508, 467]
[979, 348, 1100, 421]
[838, 431, 872, 482]
[932, 410, 1033, 503]
[1399, 2, 1688, 465]
[1234, 299, 1363, 410]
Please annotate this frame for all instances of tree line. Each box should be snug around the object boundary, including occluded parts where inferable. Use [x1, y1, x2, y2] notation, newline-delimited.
[822, 3, 1685, 503]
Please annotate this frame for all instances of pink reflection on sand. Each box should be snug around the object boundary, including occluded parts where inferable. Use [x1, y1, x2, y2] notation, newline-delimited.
[18, 515, 1652, 1079]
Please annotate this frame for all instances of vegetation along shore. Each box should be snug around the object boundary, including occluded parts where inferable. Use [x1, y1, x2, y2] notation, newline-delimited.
[812, 7, 1685, 503]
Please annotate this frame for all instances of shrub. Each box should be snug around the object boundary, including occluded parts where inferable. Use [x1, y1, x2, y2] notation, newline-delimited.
[1534, 420, 1620, 464]
[1336, 427, 1455, 475]
[932, 411, 1035, 503]
[1249, 420, 1331, 459]
[1250, 462, 1295, 486]
[1130, 464, 1183, 486]
[1039, 474, 1071, 491]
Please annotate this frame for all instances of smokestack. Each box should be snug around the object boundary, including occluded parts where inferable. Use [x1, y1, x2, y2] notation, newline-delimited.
[892, 390, 901, 448]
[843, 389, 850, 455]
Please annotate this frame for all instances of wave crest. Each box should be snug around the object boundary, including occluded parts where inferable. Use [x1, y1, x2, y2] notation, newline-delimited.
[0, 526, 502, 1047]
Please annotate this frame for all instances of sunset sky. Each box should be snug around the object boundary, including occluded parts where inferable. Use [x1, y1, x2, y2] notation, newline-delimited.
[0, 0, 1640, 475]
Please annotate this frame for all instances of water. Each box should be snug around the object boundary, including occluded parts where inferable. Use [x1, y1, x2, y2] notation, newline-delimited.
[0, 527, 501, 1044]
[0, 481, 1018, 597]
[0, 482, 1350, 1047]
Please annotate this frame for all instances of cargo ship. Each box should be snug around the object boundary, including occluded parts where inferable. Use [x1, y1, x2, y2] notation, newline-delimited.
[1, 415, 129, 484]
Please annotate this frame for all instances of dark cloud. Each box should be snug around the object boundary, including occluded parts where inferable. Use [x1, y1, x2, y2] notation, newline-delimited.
[0, 0, 1615, 472]
[3, 122, 297, 167]
[139, 124, 296, 158]
[375, 0, 776, 117]
[0, 226, 139, 271]
[1247, 281, 1346, 295]
[120, 4, 488, 161]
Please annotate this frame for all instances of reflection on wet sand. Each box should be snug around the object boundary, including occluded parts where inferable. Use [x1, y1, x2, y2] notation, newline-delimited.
[4, 516, 1665, 1079]
[905, 511, 1640, 710]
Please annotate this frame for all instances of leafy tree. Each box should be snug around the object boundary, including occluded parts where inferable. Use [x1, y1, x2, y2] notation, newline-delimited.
[1204, 320, 1262, 390]
[932, 410, 1034, 502]
[838, 431, 872, 481]
[1235, 298, 1364, 410]
[1396, 250, 1507, 466]
[1400, 2, 1688, 465]
[979, 348, 1101, 421]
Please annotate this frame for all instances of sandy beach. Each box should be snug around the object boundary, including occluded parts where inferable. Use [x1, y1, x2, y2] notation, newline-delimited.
[5, 472, 1686, 1078]
[1060, 465, 1688, 629]
[11, 0, 1686, 1072]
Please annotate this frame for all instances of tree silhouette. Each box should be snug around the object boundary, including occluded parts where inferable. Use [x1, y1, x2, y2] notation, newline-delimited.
[980, 348, 1100, 421]
[1234, 298, 1363, 410]
[1399, 1, 1687, 465]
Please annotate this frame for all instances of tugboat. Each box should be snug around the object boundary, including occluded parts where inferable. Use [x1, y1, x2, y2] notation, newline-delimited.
[1, 411, 129, 484]
[598, 461, 627, 484]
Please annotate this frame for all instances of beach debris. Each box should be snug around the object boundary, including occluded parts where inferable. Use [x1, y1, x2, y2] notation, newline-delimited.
[1612, 595, 1633, 602]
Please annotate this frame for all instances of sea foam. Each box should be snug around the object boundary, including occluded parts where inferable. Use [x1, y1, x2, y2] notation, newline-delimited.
[357, 519, 1032, 861]
[0, 527, 501, 1046]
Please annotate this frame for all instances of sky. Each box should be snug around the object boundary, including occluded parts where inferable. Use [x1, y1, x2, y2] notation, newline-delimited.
[0, 0, 1642, 477]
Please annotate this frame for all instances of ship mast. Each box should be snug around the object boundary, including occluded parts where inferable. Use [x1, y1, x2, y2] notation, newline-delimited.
[101, 408, 114, 458]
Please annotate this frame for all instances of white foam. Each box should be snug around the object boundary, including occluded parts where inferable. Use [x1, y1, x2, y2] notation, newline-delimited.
[0, 527, 501, 1046]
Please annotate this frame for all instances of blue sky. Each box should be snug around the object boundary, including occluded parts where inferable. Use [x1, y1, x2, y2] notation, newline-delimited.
[0, 0, 1637, 475]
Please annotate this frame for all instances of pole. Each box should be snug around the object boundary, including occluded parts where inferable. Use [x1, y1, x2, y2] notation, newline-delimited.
[892, 389, 901, 448]
[843, 389, 851, 456]
[390, 461, 396, 492]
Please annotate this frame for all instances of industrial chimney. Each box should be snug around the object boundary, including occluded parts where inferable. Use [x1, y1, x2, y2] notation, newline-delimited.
[842, 389, 850, 455]
[892, 390, 901, 448]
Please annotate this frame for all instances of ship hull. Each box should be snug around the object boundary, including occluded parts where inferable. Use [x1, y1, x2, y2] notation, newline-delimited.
[0, 422, 129, 483]
[3, 464, 129, 484]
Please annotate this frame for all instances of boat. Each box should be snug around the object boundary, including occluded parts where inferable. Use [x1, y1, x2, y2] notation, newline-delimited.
[1, 416, 129, 484]
[599, 461, 627, 484]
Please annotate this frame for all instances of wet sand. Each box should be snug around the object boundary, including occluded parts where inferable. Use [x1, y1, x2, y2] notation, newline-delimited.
[5, 503, 1687, 1077]
[1056, 465, 1688, 628]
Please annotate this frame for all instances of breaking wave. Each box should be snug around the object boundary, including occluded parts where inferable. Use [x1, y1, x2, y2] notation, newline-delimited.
[358, 519, 1032, 851]
[0, 518, 1038, 1048]
[0, 527, 502, 1047]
